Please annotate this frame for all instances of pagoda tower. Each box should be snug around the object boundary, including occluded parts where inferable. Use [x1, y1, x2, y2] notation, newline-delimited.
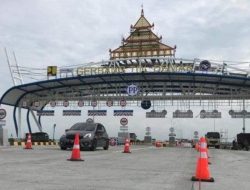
[110, 9, 176, 60]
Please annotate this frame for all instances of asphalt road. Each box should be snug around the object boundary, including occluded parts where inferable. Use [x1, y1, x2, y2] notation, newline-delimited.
[0, 145, 249, 190]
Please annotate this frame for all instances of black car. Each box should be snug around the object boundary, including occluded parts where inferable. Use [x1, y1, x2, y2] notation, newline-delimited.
[59, 122, 109, 151]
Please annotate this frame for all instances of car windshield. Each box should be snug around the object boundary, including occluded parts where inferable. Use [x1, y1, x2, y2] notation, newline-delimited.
[70, 123, 96, 131]
[207, 132, 220, 138]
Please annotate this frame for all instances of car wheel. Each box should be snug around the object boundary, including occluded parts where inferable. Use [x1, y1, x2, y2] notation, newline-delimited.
[90, 139, 97, 151]
[60, 146, 67, 150]
[103, 140, 109, 150]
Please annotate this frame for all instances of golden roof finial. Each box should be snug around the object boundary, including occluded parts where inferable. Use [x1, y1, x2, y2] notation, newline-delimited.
[141, 4, 144, 16]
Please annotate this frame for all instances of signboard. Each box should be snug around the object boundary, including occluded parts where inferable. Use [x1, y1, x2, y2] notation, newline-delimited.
[63, 101, 69, 107]
[120, 125, 128, 131]
[0, 109, 7, 120]
[63, 110, 81, 116]
[141, 100, 151, 110]
[37, 110, 54, 116]
[50, 101, 56, 107]
[47, 66, 57, 76]
[229, 110, 250, 118]
[146, 110, 167, 118]
[146, 127, 151, 132]
[120, 99, 127, 107]
[120, 118, 128, 126]
[173, 110, 193, 118]
[91, 100, 97, 107]
[106, 99, 113, 107]
[22, 101, 28, 107]
[169, 132, 176, 137]
[78, 100, 84, 107]
[127, 84, 139, 96]
[33, 101, 40, 107]
[200, 110, 221, 118]
[194, 131, 199, 136]
[0, 120, 6, 126]
[88, 110, 107, 116]
[169, 127, 175, 133]
[114, 110, 133, 116]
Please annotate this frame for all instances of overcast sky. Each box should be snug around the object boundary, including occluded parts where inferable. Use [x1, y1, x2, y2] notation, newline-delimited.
[1, 0, 250, 140]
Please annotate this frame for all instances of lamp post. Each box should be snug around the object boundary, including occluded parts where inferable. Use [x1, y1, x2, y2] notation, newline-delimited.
[53, 124, 56, 141]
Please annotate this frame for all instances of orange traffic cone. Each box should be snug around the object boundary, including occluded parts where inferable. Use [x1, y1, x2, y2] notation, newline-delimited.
[191, 137, 214, 182]
[123, 138, 131, 153]
[24, 133, 33, 149]
[68, 133, 84, 161]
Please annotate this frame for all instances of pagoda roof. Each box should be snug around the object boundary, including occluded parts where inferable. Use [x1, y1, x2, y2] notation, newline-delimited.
[132, 9, 153, 29]
[110, 8, 176, 59]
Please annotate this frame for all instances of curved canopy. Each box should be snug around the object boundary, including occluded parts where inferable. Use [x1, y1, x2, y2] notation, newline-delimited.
[1, 72, 250, 109]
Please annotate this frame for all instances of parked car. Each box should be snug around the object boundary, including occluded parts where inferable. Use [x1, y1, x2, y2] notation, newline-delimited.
[59, 122, 109, 151]
[25, 132, 50, 142]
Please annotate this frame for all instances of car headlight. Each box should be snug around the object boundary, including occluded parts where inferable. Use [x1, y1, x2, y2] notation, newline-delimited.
[84, 133, 92, 138]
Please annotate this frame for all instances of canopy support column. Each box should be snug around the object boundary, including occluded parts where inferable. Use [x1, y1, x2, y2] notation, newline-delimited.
[26, 109, 32, 134]
[18, 106, 22, 139]
[13, 105, 18, 137]
[31, 110, 42, 132]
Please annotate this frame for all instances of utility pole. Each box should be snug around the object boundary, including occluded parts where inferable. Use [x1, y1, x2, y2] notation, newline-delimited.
[243, 99, 246, 133]
[53, 124, 56, 141]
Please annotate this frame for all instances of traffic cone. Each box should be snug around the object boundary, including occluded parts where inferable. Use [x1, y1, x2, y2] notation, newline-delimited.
[24, 133, 33, 149]
[204, 138, 211, 165]
[123, 138, 131, 153]
[67, 133, 84, 161]
[191, 137, 214, 182]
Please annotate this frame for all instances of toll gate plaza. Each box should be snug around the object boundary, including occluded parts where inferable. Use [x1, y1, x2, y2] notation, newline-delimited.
[1, 7, 250, 190]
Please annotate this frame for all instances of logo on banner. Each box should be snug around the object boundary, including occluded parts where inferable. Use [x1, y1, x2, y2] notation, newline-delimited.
[63, 101, 69, 107]
[0, 109, 7, 120]
[127, 84, 139, 96]
[120, 118, 128, 126]
[50, 101, 56, 107]
[114, 110, 133, 116]
[78, 100, 84, 107]
[120, 99, 126, 107]
[63, 110, 81, 116]
[106, 99, 113, 107]
[91, 100, 97, 107]
[37, 110, 54, 116]
[88, 110, 107, 116]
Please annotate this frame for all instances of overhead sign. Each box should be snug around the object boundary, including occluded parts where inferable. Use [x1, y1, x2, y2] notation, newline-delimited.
[106, 99, 113, 107]
[50, 101, 56, 107]
[22, 101, 28, 107]
[200, 110, 221, 118]
[91, 100, 97, 107]
[63, 101, 69, 107]
[78, 100, 84, 107]
[229, 110, 250, 118]
[0, 109, 7, 120]
[114, 110, 133, 116]
[173, 110, 193, 118]
[63, 110, 81, 116]
[120, 118, 128, 126]
[47, 66, 57, 76]
[120, 99, 127, 107]
[33, 101, 40, 107]
[146, 110, 167, 118]
[127, 84, 139, 96]
[88, 110, 107, 116]
[37, 110, 54, 116]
